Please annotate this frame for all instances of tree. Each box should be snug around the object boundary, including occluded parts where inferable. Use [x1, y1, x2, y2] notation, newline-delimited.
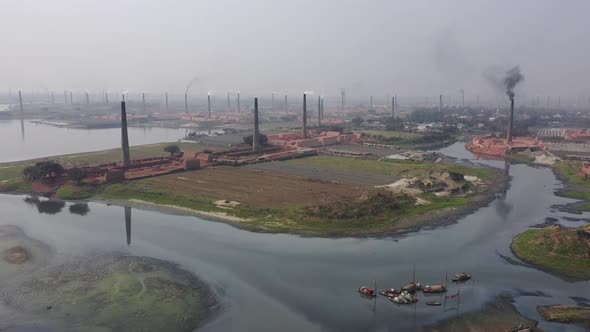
[23, 165, 43, 182]
[69, 168, 88, 184]
[351, 116, 364, 127]
[23, 161, 64, 182]
[243, 134, 268, 146]
[164, 144, 181, 156]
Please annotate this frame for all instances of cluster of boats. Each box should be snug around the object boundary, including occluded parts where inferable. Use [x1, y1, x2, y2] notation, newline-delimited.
[358, 272, 472, 306]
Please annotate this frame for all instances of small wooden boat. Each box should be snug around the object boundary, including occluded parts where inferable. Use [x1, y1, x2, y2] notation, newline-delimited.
[402, 282, 418, 293]
[379, 288, 399, 297]
[452, 273, 471, 282]
[423, 284, 447, 293]
[358, 286, 376, 297]
[390, 291, 418, 304]
[426, 301, 442, 306]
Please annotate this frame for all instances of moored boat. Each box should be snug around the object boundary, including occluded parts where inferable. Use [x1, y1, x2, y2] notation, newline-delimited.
[452, 272, 471, 282]
[426, 301, 442, 306]
[423, 284, 447, 293]
[379, 288, 399, 297]
[358, 286, 376, 297]
[390, 290, 418, 304]
[402, 282, 421, 293]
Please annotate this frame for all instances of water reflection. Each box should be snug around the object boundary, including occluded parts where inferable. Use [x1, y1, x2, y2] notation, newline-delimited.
[23, 196, 65, 214]
[20, 118, 25, 142]
[125, 206, 131, 246]
[69, 202, 90, 216]
[495, 161, 513, 218]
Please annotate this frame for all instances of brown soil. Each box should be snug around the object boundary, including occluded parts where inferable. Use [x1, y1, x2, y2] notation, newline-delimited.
[3, 245, 31, 264]
[144, 166, 363, 208]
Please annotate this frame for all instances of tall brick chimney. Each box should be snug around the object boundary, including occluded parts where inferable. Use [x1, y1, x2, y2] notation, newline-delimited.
[121, 100, 131, 166]
[253, 97, 259, 151]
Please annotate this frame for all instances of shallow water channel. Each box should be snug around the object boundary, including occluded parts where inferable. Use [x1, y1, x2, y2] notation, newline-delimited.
[0, 142, 589, 331]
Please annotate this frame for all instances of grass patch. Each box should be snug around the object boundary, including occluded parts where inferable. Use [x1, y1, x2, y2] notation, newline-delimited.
[56, 184, 103, 200]
[537, 305, 590, 330]
[511, 226, 590, 280]
[506, 152, 534, 164]
[99, 182, 222, 214]
[288, 155, 493, 180]
[556, 161, 588, 187]
[556, 190, 590, 200]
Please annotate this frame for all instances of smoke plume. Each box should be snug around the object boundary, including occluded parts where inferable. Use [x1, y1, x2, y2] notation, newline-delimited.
[484, 65, 525, 100]
[185, 76, 199, 94]
[504, 66, 524, 99]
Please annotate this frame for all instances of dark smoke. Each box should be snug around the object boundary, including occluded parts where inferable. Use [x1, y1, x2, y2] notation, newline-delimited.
[504, 66, 524, 99]
[483, 65, 525, 100]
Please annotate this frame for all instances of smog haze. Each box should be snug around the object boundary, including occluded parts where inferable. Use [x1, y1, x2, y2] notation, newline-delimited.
[2, 0, 589, 100]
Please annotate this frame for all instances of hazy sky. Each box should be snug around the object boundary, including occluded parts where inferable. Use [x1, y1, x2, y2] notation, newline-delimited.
[2, 0, 590, 101]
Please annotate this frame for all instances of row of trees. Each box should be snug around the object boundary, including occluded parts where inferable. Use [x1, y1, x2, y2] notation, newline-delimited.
[23, 161, 90, 184]
[23, 161, 65, 182]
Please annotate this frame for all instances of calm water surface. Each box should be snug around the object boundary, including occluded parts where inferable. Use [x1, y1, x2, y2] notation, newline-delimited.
[0, 120, 187, 162]
[0, 142, 589, 331]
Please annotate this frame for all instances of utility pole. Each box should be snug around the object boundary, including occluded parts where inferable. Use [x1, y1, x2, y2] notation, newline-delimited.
[51, 91, 55, 104]
[391, 95, 395, 118]
[165, 92, 168, 111]
[237, 92, 241, 113]
[227, 91, 230, 112]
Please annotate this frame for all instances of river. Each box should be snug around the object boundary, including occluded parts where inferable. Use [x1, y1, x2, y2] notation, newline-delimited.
[0, 120, 187, 162]
[0, 142, 589, 331]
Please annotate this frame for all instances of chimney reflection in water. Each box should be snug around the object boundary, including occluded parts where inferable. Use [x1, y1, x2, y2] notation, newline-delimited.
[125, 206, 131, 246]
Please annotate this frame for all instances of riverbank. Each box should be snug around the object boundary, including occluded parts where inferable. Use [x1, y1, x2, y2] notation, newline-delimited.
[554, 160, 590, 212]
[537, 305, 590, 330]
[506, 159, 590, 281]
[92, 156, 508, 237]
[425, 295, 541, 332]
[0, 145, 508, 237]
[511, 225, 590, 280]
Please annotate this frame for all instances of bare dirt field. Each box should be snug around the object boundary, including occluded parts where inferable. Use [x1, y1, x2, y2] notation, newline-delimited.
[135, 166, 363, 208]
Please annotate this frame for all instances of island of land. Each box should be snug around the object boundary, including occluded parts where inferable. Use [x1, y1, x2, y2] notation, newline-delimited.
[0, 130, 506, 237]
